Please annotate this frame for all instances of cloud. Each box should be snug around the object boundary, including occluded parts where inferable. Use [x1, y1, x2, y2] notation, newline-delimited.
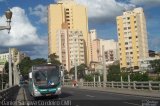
[77, 0, 135, 23]
[130, 0, 160, 7]
[130, 0, 160, 4]
[0, 7, 46, 47]
[29, 0, 135, 23]
[29, 4, 47, 24]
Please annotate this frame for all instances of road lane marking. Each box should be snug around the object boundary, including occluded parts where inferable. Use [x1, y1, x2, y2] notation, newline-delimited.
[71, 88, 160, 100]
[86, 95, 95, 98]
[123, 102, 141, 106]
[69, 91, 74, 94]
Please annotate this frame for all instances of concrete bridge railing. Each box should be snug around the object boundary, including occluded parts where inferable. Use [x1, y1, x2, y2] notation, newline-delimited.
[63, 81, 160, 91]
[0, 85, 19, 104]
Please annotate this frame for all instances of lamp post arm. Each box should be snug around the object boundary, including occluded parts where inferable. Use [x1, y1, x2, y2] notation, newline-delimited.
[0, 25, 11, 30]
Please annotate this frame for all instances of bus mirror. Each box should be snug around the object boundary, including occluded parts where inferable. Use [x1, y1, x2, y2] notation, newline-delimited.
[29, 73, 32, 78]
[61, 71, 64, 77]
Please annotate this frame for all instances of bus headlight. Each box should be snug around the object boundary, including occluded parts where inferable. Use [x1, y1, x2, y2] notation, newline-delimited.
[34, 88, 38, 92]
[33, 84, 38, 92]
[57, 87, 61, 91]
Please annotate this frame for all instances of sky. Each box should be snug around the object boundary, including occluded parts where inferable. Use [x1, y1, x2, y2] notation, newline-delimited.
[0, 0, 160, 59]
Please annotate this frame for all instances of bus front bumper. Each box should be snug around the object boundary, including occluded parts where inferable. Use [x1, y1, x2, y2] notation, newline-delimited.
[34, 88, 61, 97]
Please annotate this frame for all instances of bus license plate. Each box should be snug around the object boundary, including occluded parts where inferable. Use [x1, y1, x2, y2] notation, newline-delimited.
[46, 94, 51, 96]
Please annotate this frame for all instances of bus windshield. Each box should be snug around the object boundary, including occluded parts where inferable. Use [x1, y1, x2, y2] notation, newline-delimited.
[33, 68, 60, 87]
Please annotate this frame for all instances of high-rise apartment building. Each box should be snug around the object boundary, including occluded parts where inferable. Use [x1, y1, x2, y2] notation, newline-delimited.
[69, 30, 85, 68]
[48, 0, 90, 65]
[90, 39, 119, 64]
[92, 39, 101, 62]
[99, 39, 119, 65]
[89, 29, 97, 41]
[116, 7, 149, 71]
[89, 29, 97, 62]
[56, 29, 85, 71]
[56, 29, 69, 70]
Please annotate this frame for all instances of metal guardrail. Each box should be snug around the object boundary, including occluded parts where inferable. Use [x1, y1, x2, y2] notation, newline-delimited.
[63, 81, 160, 91]
[0, 85, 19, 104]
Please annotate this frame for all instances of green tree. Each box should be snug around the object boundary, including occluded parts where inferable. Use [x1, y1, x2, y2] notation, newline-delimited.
[32, 58, 47, 65]
[150, 59, 160, 73]
[48, 53, 61, 65]
[18, 57, 47, 80]
[131, 73, 149, 81]
[18, 57, 32, 76]
[70, 64, 87, 79]
[84, 74, 93, 82]
[4, 62, 9, 73]
[108, 64, 121, 81]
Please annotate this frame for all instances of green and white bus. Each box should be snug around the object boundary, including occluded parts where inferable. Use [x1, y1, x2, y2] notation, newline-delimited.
[28, 64, 63, 98]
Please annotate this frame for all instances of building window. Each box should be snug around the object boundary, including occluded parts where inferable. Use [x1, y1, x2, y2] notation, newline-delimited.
[66, 12, 69, 14]
[124, 27, 127, 30]
[66, 16, 69, 18]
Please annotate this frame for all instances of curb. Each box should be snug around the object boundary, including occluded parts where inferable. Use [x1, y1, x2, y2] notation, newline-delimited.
[23, 87, 29, 106]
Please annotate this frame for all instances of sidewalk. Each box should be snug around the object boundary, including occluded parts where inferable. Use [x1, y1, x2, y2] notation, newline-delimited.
[65, 85, 160, 98]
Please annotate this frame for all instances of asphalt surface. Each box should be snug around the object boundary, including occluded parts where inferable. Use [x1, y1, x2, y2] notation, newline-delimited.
[23, 84, 160, 106]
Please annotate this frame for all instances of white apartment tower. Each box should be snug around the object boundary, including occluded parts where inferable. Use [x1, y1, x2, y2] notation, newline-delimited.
[56, 29, 85, 71]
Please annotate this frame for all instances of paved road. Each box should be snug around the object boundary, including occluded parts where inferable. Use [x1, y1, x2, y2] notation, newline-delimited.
[23, 85, 160, 106]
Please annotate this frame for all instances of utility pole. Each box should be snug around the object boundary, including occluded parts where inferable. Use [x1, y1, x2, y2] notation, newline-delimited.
[74, 36, 77, 82]
[74, 56, 77, 82]
[102, 45, 107, 87]
[9, 48, 12, 87]
[62, 66, 65, 85]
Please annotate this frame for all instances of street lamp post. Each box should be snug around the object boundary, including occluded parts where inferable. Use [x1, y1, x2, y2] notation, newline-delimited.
[0, 9, 12, 87]
[0, 9, 12, 33]
[102, 45, 107, 87]
[9, 48, 12, 87]
[73, 37, 77, 82]
[62, 65, 65, 85]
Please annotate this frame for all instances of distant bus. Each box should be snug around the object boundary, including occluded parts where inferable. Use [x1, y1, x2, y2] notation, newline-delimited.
[28, 64, 63, 98]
